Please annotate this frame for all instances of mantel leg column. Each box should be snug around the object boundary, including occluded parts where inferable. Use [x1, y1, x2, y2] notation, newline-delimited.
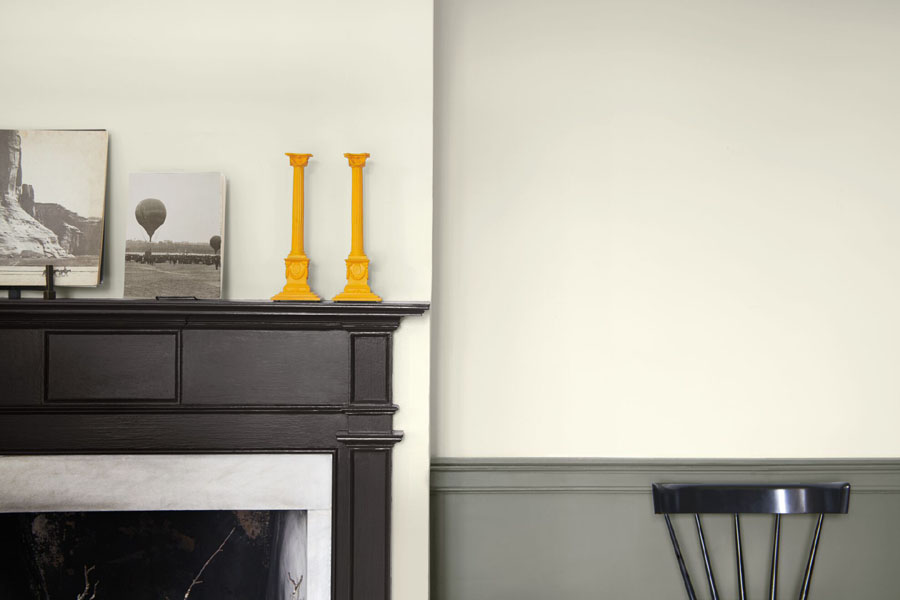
[336, 445, 394, 600]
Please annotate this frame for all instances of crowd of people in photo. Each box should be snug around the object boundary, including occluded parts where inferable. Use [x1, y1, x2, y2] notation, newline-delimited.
[126, 252, 221, 269]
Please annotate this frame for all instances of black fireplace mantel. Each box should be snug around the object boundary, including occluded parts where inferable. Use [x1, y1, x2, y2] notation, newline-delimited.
[0, 298, 429, 600]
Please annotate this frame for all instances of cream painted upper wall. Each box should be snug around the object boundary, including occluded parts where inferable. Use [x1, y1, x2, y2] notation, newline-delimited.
[1, 1, 431, 599]
[433, 0, 900, 458]
[2, 0, 432, 301]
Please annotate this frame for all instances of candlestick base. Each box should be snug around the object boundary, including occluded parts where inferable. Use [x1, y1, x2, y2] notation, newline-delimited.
[272, 256, 321, 302]
[333, 257, 381, 302]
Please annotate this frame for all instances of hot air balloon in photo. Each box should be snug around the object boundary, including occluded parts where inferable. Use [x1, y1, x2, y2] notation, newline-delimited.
[135, 198, 167, 260]
[209, 235, 221, 270]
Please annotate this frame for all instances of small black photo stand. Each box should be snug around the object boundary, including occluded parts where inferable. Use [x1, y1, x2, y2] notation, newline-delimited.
[1, 265, 57, 300]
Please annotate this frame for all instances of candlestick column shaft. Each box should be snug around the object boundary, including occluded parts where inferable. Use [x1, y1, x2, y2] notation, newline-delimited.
[292, 165, 306, 255]
[350, 165, 364, 256]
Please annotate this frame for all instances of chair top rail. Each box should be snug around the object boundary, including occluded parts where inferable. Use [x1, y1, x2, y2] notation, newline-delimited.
[652, 483, 850, 515]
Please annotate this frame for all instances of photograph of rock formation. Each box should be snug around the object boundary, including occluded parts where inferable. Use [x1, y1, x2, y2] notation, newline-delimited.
[125, 172, 226, 299]
[0, 509, 309, 600]
[0, 130, 108, 286]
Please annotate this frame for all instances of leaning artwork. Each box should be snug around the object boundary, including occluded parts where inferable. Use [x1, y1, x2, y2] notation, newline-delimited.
[125, 172, 226, 299]
[0, 129, 109, 286]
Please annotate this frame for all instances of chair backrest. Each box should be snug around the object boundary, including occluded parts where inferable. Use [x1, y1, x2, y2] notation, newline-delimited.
[652, 483, 850, 600]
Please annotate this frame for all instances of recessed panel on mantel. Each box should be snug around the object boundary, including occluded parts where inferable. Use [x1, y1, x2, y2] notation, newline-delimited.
[0, 330, 43, 405]
[182, 330, 350, 405]
[47, 333, 178, 402]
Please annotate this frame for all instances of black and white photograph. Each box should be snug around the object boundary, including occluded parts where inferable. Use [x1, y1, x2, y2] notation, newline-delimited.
[0, 509, 308, 600]
[125, 172, 226, 298]
[0, 129, 108, 286]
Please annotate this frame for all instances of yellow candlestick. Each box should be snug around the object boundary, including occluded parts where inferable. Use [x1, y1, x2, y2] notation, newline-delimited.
[333, 153, 381, 302]
[272, 153, 321, 302]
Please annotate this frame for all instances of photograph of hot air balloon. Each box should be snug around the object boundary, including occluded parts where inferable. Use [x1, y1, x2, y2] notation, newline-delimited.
[0, 129, 108, 286]
[125, 172, 226, 298]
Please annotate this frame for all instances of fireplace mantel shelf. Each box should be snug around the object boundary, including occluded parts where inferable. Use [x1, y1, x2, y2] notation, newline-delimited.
[0, 299, 429, 329]
[0, 297, 428, 599]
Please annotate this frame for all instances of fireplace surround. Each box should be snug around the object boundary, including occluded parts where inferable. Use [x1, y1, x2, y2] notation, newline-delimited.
[0, 454, 333, 599]
[0, 299, 428, 600]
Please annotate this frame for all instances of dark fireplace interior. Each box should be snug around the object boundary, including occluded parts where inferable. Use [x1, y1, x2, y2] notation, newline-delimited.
[0, 510, 308, 600]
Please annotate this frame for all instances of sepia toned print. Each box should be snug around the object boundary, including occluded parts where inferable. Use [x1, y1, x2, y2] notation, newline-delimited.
[125, 172, 226, 299]
[0, 130, 108, 286]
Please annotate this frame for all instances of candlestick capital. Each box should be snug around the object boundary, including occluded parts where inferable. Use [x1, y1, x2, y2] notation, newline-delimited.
[344, 153, 370, 168]
[286, 153, 313, 167]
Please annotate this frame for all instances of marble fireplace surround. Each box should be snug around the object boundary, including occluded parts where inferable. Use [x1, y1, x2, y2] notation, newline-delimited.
[0, 454, 333, 600]
[0, 299, 429, 600]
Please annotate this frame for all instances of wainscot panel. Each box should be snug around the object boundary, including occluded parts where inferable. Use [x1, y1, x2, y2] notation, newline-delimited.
[431, 459, 900, 600]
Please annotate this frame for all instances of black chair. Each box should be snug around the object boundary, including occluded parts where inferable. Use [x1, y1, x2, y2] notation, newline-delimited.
[652, 483, 850, 600]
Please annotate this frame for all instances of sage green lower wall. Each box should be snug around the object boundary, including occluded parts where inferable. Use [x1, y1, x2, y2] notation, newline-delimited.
[431, 459, 900, 599]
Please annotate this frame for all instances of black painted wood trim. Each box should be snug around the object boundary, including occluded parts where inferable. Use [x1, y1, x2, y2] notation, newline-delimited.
[45, 330, 180, 403]
[0, 300, 429, 330]
[351, 449, 392, 600]
[0, 299, 428, 600]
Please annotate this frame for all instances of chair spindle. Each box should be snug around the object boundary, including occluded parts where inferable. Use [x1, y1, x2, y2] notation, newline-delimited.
[664, 514, 697, 600]
[798, 514, 824, 600]
[734, 513, 746, 600]
[769, 514, 781, 600]
[694, 514, 719, 600]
